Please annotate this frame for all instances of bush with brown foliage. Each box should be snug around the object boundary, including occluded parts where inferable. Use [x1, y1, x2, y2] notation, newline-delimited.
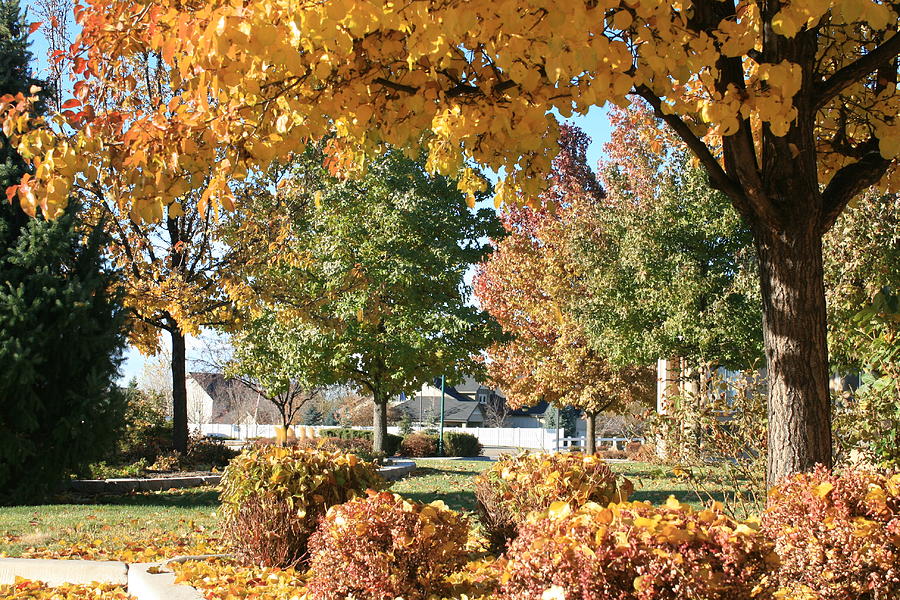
[306, 491, 469, 600]
[400, 432, 438, 457]
[762, 466, 900, 600]
[498, 499, 777, 600]
[219, 446, 383, 567]
[474, 451, 632, 550]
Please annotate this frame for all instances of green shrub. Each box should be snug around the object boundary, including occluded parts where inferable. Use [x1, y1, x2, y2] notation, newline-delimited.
[401, 433, 438, 457]
[474, 451, 632, 550]
[319, 428, 402, 456]
[85, 459, 149, 479]
[219, 446, 384, 566]
[762, 466, 900, 600]
[296, 436, 382, 463]
[115, 388, 171, 464]
[307, 491, 469, 600]
[498, 499, 776, 600]
[443, 431, 482, 457]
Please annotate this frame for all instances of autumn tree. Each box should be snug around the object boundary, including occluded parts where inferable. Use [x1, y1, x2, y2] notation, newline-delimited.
[4, 0, 899, 481]
[28, 13, 239, 452]
[475, 126, 655, 454]
[225, 147, 502, 452]
[85, 189, 237, 452]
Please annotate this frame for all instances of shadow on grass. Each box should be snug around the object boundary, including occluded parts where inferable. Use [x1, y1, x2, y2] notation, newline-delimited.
[60, 488, 220, 509]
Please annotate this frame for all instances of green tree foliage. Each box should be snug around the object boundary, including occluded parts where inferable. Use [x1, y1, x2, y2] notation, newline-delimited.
[0, 0, 127, 502]
[227, 311, 326, 430]
[577, 106, 762, 370]
[226, 148, 502, 452]
[825, 193, 900, 370]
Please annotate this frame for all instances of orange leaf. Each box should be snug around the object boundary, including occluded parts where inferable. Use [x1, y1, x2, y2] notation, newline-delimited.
[28, 21, 42, 34]
[61, 98, 82, 109]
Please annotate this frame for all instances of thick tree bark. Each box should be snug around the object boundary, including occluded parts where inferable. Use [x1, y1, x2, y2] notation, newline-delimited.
[372, 392, 388, 455]
[755, 220, 832, 485]
[170, 327, 189, 453]
[584, 411, 596, 455]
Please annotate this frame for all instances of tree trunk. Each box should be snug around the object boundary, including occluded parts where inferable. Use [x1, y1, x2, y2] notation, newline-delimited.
[170, 327, 189, 453]
[755, 222, 832, 485]
[372, 393, 388, 455]
[584, 411, 596, 455]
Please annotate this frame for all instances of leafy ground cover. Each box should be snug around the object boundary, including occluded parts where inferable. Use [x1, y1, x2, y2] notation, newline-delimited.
[0, 460, 729, 559]
[0, 579, 133, 600]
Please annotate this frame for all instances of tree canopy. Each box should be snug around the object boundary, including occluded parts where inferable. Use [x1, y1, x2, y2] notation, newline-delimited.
[2, 0, 899, 481]
[224, 147, 503, 451]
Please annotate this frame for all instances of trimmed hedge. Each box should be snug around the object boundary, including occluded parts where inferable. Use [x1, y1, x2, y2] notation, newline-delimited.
[474, 451, 632, 549]
[442, 431, 482, 457]
[401, 433, 438, 457]
[319, 428, 402, 456]
[762, 466, 900, 600]
[498, 499, 776, 600]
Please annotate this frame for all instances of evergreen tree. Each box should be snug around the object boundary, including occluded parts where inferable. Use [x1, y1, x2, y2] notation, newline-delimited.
[0, 0, 127, 503]
[301, 404, 324, 426]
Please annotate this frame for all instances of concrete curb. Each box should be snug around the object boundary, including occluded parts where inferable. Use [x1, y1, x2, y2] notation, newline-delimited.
[128, 562, 204, 600]
[68, 475, 222, 494]
[379, 459, 416, 481]
[0, 557, 128, 586]
[69, 461, 417, 494]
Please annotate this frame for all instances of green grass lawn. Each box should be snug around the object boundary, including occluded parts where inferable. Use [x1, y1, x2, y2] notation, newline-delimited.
[388, 459, 492, 513]
[0, 459, 737, 558]
[0, 487, 220, 559]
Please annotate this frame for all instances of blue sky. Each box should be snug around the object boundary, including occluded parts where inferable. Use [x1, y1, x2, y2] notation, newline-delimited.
[19, 2, 615, 383]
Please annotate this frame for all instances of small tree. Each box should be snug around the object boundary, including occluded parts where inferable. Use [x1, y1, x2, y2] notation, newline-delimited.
[482, 396, 510, 428]
[227, 312, 325, 435]
[225, 148, 502, 453]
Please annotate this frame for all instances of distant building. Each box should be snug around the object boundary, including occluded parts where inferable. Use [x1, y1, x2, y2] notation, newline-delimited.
[393, 376, 549, 428]
[186, 372, 280, 425]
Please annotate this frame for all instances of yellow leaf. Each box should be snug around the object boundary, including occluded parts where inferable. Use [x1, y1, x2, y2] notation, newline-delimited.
[813, 481, 834, 499]
[547, 501, 571, 519]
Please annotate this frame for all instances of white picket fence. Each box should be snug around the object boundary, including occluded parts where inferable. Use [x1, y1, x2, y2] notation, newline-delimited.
[196, 423, 564, 450]
[195, 422, 644, 452]
[553, 436, 645, 452]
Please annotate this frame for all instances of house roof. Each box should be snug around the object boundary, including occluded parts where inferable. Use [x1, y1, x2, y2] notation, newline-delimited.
[508, 400, 550, 417]
[189, 372, 281, 424]
[393, 395, 484, 424]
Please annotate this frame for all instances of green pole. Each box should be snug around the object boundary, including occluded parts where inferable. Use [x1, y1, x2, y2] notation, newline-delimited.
[438, 375, 446, 456]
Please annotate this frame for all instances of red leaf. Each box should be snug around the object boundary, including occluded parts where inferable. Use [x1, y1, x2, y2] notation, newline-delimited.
[28, 21, 42, 34]
[61, 98, 81, 109]
[5, 185, 18, 203]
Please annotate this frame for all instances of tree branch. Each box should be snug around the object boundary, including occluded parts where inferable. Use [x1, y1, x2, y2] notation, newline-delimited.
[820, 149, 891, 232]
[633, 86, 759, 215]
[373, 77, 419, 95]
[814, 31, 900, 112]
